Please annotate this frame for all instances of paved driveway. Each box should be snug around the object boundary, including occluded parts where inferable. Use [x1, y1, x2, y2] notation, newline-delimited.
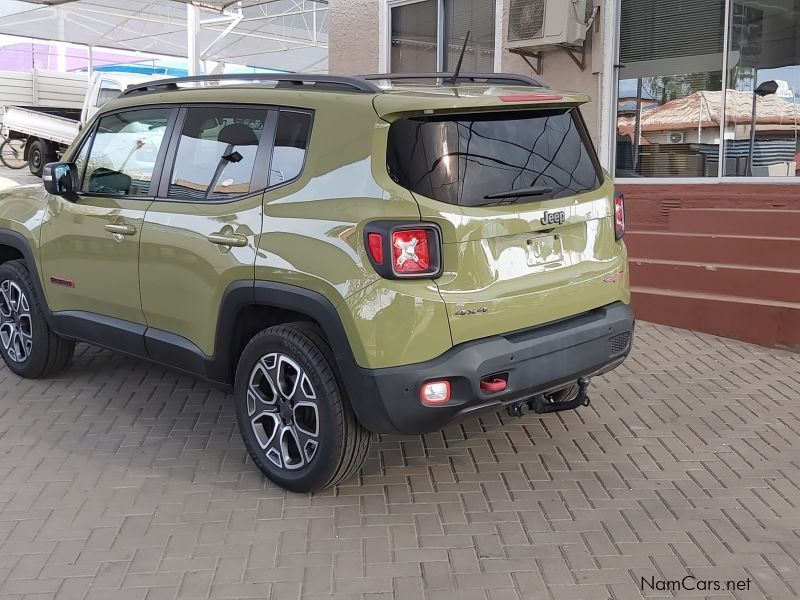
[0, 166, 38, 191]
[0, 323, 797, 600]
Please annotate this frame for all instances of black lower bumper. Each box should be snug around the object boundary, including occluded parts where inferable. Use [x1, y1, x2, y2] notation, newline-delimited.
[347, 302, 635, 435]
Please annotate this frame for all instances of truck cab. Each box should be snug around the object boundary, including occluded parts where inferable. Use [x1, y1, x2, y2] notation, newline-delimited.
[1, 72, 152, 176]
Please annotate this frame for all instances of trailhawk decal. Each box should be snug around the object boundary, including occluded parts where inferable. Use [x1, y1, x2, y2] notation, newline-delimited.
[49, 276, 75, 288]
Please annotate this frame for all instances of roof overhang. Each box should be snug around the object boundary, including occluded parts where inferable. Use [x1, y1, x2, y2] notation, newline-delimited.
[0, 0, 328, 73]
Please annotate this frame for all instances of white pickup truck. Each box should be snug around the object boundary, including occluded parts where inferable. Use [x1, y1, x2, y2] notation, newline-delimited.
[2, 72, 151, 176]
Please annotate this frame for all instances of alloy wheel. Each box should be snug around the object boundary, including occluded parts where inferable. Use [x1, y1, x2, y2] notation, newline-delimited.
[247, 353, 319, 470]
[0, 280, 33, 363]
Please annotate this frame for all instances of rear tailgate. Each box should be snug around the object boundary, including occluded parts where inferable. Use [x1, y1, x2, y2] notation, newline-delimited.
[379, 94, 629, 345]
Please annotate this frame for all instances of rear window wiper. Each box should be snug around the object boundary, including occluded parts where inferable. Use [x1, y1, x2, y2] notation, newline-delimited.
[483, 186, 553, 200]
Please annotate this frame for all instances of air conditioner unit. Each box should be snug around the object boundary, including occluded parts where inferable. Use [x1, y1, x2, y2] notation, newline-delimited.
[506, 0, 589, 50]
[669, 132, 685, 144]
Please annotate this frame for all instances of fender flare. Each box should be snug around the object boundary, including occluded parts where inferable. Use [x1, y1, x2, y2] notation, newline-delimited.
[0, 229, 52, 322]
[214, 281, 382, 428]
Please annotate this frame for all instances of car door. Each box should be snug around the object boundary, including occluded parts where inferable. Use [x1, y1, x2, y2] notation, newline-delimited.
[39, 106, 176, 342]
[138, 104, 276, 367]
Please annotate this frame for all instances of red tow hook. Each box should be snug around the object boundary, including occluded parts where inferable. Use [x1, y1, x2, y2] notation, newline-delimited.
[480, 377, 507, 393]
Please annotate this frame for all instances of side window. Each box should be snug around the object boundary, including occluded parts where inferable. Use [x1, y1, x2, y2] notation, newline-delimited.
[95, 80, 123, 108]
[269, 111, 311, 187]
[71, 135, 91, 183]
[82, 108, 172, 196]
[168, 106, 268, 201]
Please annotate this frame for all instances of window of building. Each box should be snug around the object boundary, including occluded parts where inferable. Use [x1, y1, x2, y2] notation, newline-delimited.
[391, 0, 438, 72]
[389, 0, 496, 73]
[723, 1, 800, 177]
[268, 111, 312, 187]
[616, 0, 800, 180]
[82, 108, 172, 196]
[169, 106, 268, 200]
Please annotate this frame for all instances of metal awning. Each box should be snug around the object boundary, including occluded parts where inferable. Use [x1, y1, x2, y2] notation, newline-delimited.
[0, 0, 328, 73]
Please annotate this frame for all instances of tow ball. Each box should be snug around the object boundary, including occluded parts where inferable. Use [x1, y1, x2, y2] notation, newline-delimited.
[507, 377, 591, 418]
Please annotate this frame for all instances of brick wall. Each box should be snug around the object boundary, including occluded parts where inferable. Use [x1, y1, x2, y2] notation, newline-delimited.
[619, 182, 798, 230]
[620, 183, 800, 350]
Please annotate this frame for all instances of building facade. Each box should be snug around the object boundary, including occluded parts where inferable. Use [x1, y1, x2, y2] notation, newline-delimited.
[328, 0, 800, 349]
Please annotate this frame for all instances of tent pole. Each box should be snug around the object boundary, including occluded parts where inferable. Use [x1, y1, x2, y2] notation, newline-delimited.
[187, 3, 201, 76]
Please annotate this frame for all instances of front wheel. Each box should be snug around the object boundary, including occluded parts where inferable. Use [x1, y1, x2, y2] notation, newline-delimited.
[0, 260, 75, 378]
[235, 323, 371, 493]
[0, 139, 27, 169]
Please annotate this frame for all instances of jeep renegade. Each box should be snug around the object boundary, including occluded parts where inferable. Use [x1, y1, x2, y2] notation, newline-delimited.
[0, 73, 634, 492]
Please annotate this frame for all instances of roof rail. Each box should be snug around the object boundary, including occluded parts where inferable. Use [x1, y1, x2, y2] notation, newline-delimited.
[121, 73, 382, 97]
[360, 72, 543, 87]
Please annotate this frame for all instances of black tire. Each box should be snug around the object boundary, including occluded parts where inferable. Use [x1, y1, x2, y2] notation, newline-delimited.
[0, 260, 75, 378]
[0, 139, 27, 169]
[27, 139, 52, 177]
[235, 322, 371, 493]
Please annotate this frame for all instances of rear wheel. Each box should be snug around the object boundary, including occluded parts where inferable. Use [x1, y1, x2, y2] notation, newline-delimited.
[235, 323, 371, 493]
[27, 139, 52, 177]
[0, 260, 75, 378]
[0, 139, 27, 169]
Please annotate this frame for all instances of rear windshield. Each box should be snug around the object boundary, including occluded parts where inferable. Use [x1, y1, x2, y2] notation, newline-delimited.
[387, 108, 602, 207]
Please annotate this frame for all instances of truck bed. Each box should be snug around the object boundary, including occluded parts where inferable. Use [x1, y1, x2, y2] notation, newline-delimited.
[1, 104, 80, 147]
[9, 105, 82, 121]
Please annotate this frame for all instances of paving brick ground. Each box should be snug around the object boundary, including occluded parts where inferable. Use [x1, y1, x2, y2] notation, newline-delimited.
[0, 323, 797, 600]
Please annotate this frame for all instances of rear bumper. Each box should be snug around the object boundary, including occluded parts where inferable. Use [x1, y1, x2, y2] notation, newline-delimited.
[347, 302, 634, 435]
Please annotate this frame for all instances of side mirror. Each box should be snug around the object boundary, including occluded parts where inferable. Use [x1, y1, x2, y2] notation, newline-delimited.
[42, 162, 78, 198]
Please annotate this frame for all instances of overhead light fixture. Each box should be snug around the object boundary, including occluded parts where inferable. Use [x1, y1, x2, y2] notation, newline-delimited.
[20, 0, 80, 5]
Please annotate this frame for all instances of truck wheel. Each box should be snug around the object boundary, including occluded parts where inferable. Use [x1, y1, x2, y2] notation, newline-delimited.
[235, 323, 371, 493]
[27, 139, 52, 177]
[0, 260, 75, 378]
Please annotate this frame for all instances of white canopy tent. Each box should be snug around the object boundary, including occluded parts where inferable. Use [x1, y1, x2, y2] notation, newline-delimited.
[0, 0, 328, 74]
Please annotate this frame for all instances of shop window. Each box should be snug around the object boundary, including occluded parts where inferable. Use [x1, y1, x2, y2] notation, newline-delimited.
[616, 0, 800, 179]
[723, 1, 800, 177]
[616, 0, 725, 178]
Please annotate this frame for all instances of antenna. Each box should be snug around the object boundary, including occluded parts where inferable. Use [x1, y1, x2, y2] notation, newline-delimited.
[447, 31, 470, 85]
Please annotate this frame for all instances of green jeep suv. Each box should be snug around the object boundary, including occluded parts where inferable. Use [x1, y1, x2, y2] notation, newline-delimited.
[0, 73, 633, 492]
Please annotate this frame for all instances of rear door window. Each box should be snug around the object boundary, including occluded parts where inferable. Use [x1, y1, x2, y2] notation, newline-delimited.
[168, 106, 269, 200]
[387, 108, 602, 207]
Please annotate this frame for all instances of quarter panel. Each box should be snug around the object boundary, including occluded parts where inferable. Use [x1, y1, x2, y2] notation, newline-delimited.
[256, 102, 424, 366]
[340, 279, 453, 369]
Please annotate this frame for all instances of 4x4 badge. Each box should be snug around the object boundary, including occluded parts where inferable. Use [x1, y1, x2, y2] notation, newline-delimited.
[455, 306, 489, 316]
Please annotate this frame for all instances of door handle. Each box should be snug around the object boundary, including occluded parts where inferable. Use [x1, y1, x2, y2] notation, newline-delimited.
[207, 232, 248, 248]
[105, 223, 136, 236]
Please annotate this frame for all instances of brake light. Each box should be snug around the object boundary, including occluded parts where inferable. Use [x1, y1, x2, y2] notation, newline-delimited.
[421, 381, 450, 405]
[367, 233, 384, 264]
[364, 222, 442, 279]
[392, 229, 432, 274]
[614, 192, 625, 240]
[499, 94, 563, 102]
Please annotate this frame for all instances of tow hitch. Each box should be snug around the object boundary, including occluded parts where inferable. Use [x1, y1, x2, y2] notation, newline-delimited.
[507, 377, 591, 418]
